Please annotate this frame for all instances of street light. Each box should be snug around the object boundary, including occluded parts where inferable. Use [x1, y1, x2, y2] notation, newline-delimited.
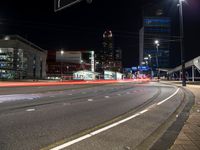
[178, 0, 186, 86]
[147, 54, 153, 78]
[154, 40, 160, 79]
[60, 50, 64, 80]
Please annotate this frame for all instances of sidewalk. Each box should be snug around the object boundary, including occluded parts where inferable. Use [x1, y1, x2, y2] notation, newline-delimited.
[170, 84, 200, 150]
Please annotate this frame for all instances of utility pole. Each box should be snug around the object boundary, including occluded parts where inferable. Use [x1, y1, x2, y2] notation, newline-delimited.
[179, 0, 186, 86]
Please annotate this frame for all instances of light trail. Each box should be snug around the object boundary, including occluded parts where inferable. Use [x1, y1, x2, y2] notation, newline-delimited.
[0, 79, 150, 88]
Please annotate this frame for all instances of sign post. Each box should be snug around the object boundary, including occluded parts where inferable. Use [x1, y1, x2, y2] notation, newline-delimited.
[54, 0, 92, 12]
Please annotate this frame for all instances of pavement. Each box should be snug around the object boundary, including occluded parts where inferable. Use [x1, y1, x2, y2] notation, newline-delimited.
[0, 80, 199, 150]
[170, 83, 200, 150]
[0, 81, 185, 150]
[46, 82, 189, 150]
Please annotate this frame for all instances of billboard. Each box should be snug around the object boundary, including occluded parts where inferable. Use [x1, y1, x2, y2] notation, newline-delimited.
[56, 51, 81, 64]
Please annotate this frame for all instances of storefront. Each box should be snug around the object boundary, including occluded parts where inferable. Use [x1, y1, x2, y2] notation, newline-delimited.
[73, 70, 99, 80]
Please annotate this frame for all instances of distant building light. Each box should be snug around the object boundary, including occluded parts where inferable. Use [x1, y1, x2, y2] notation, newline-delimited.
[60, 50, 64, 55]
[4, 36, 10, 40]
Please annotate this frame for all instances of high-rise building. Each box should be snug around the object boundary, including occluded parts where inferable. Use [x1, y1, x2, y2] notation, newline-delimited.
[95, 30, 122, 73]
[139, 7, 171, 70]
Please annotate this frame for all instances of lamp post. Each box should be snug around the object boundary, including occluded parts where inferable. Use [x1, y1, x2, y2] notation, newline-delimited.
[154, 40, 160, 80]
[148, 54, 153, 78]
[60, 50, 64, 80]
[178, 0, 186, 86]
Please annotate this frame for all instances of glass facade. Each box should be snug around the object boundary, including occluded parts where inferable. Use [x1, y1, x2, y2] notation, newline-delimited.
[143, 17, 171, 69]
[0, 48, 26, 79]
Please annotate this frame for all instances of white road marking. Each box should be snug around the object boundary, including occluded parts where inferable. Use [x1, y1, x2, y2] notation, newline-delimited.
[117, 94, 121, 96]
[51, 134, 92, 150]
[26, 108, 35, 112]
[63, 103, 71, 106]
[139, 109, 148, 114]
[157, 88, 180, 106]
[68, 94, 73, 96]
[105, 96, 110, 98]
[50, 88, 180, 150]
[88, 99, 93, 102]
[0, 94, 42, 103]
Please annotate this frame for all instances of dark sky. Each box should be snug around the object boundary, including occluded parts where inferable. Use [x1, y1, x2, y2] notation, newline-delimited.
[0, 0, 200, 67]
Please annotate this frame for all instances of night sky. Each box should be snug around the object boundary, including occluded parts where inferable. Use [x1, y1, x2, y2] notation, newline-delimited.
[0, 0, 200, 68]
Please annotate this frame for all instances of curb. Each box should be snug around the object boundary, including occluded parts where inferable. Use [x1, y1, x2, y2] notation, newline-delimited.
[149, 85, 195, 149]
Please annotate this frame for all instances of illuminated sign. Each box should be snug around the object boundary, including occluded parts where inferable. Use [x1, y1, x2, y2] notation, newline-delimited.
[56, 51, 81, 63]
[144, 18, 170, 27]
[138, 66, 150, 71]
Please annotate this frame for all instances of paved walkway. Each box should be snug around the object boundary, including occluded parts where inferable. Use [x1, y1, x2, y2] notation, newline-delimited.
[170, 84, 200, 150]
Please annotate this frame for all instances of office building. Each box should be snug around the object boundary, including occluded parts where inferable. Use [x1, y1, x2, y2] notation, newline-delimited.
[95, 31, 122, 73]
[139, 8, 171, 70]
[0, 35, 47, 79]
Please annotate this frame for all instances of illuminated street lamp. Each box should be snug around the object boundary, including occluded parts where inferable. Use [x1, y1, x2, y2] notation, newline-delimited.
[178, 0, 186, 86]
[60, 50, 64, 80]
[154, 40, 160, 79]
[148, 54, 153, 78]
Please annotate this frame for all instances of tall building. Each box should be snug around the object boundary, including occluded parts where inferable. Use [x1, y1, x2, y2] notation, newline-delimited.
[139, 7, 171, 70]
[103, 30, 114, 61]
[95, 30, 122, 73]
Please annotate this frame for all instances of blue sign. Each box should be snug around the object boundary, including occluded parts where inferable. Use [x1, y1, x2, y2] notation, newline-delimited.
[131, 67, 138, 71]
[138, 66, 150, 71]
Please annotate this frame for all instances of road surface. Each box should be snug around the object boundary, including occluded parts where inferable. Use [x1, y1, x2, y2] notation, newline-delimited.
[0, 82, 185, 150]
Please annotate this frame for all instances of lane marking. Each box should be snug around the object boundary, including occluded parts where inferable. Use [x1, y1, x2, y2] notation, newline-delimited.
[26, 108, 35, 112]
[139, 109, 148, 114]
[88, 99, 93, 102]
[105, 96, 110, 99]
[157, 88, 180, 106]
[50, 88, 180, 150]
[51, 134, 92, 150]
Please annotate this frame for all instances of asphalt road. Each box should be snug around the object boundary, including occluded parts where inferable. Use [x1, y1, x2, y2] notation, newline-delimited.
[0, 82, 182, 150]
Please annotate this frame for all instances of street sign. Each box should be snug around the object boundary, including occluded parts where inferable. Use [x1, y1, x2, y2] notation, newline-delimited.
[138, 66, 150, 71]
[54, 0, 82, 12]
